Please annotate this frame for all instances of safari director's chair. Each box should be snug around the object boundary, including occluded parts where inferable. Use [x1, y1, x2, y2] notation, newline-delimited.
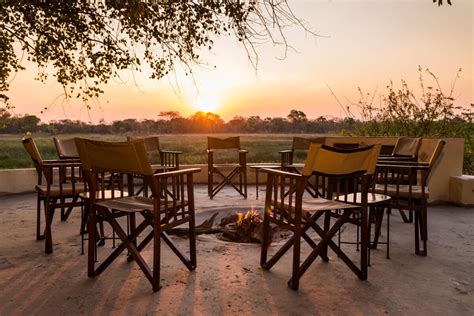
[207, 136, 248, 199]
[261, 144, 380, 290]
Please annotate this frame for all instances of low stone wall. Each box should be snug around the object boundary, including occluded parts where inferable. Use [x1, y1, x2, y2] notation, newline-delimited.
[0, 137, 467, 204]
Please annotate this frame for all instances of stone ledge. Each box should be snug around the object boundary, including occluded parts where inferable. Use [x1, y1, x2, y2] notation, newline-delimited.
[450, 175, 474, 206]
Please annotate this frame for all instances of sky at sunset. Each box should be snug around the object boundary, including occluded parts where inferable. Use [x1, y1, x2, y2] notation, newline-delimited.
[7, 0, 473, 123]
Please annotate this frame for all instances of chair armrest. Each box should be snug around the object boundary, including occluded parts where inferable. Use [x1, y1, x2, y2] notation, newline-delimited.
[43, 161, 82, 168]
[153, 168, 201, 179]
[261, 168, 303, 179]
[239, 149, 248, 154]
[378, 156, 416, 162]
[278, 150, 293, 154]
[376, 163, 429, 171]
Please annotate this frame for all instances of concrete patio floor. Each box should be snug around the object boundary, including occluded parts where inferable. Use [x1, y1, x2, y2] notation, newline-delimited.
[0, 185, 473, 315]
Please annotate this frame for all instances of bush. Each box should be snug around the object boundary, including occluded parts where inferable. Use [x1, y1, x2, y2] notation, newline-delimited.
[348, 67, 473, 173]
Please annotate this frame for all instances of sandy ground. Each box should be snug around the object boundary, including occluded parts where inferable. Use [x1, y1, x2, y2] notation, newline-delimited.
[0, 185, 473, 315]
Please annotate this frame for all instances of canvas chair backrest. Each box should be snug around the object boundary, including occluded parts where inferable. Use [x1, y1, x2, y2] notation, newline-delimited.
[208, 136, 241, 150]
[75, 138, 153, 175]
[428, 140, 445, 167]
[424, 139, 446, 182]
[22, 137, 43, 172]
[53, 137, 79, 159]
[303, 144, 381, 177]
[127, 136, 160, 153]
[393, 137, 422, 157]
[292, 137, 326, 151]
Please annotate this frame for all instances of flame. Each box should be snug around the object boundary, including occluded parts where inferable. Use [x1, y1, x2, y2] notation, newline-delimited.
[235, 209, 262, 227]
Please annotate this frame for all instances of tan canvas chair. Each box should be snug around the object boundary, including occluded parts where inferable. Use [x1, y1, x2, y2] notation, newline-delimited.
[260, 144, 380, 290]
[279, 137, 325, 197]
[127, 136, 181, 196]
[279, 136, 326, 168]
[207, 136, 247, 199]
[378, 137, 422, 162]
[76, 138, 199, 292]
[53, 137, 80, 159]
[375, 140, 445, 256]
[22, 137, 83, 253]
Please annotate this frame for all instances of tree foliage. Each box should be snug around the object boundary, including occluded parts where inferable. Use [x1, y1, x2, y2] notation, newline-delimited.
[0, 0, 312, 108]
[347, 67, 473, 173]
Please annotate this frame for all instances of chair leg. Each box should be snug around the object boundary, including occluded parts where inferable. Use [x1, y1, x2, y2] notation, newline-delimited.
[60, 196, 66, 221]
[208, 168, 213, 197]
[36, 194, 45, 240]
[44, 203, 55, 254]
[399, 210, 413, 223]
[88, 206, 97, 278]
[243, 168, 247, 198]
[371, 206, 385, 249]
[359, 207, 368, 280]
[260, 212, 271, 266]
[414, 207, 427, 256]
[386, 208, 390, 259]
[153, 225, 162, 292]
[189, 213, 197, 268]
[288, 224, 301, 290]
[321, 212, 331, 262]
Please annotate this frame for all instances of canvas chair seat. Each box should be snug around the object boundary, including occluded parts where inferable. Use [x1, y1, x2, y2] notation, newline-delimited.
[269, 199, 359, 226]
[302, 198, 361, 212]
[96, 196, 188, 213]
[337, 192, 391, 205]
[274, 199, 359, 214]
[374, 184, 429, 199]
[80, 190, 129, 200]
[36, 183, 85, 196]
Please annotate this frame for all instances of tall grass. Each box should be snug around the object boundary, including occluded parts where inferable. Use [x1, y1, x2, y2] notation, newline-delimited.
[0, 134, 324, 169]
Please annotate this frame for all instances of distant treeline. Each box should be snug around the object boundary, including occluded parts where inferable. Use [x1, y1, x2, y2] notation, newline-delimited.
[0, 109, 357, 134]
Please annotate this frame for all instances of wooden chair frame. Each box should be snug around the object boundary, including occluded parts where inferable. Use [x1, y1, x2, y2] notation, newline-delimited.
[260, 168, 370, 290]
[375, 140, 445, 256]
[22, 138, 83, 253]
[76, 138, 199, 292]
[207, 136, 248, 199]
[261, 144, 380, 290]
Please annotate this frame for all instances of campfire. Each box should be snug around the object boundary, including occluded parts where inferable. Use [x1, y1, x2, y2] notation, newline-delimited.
[218, 210, 268, 244]
[167, 208, 289, 244]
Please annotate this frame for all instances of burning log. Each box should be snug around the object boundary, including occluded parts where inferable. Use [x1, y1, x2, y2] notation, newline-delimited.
[167, 209, 283, 245]
[167, 212, 223, 236]
[218, 210, 272, 244]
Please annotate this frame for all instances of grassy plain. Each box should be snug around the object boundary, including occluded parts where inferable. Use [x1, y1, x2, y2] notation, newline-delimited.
[0, 134, 325, 169]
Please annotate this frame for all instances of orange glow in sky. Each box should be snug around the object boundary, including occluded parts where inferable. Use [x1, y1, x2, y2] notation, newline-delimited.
[6, 1, 473, 123]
